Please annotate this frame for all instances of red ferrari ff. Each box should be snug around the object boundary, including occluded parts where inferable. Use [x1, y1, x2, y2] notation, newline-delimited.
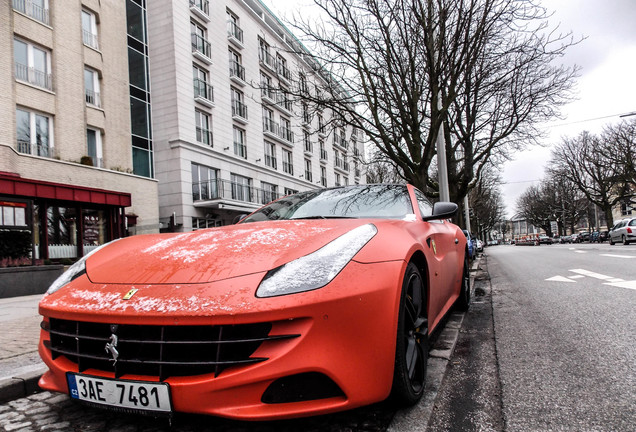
[38, 184, 470, 420]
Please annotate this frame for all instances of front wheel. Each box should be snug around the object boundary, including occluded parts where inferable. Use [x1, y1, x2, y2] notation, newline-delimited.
[390, 262, 427, 406]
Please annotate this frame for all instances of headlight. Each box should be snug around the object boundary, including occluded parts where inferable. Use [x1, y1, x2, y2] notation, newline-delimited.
[46, 240, 119, 295]
[256, 224, 377, 298]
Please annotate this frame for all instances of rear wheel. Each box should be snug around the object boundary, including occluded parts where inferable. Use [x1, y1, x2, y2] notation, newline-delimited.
[390, 262, 427, 406]
[455, 254, 471, 311]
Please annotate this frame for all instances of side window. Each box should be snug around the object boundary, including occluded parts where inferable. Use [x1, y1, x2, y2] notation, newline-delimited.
[414, 188, 433, 218]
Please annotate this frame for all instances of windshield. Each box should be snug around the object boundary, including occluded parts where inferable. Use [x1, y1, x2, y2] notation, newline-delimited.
[242, 185, 414, 222]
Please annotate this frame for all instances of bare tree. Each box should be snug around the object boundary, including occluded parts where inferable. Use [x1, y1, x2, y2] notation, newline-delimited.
[284, 0, 578, 203]
[550, 129, 630, 228]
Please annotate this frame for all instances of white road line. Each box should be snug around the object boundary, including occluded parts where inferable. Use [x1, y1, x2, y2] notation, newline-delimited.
[545, 276, 576, 283]
[603, 280, 636, 290]
[600, 254, 636, 259]
[569, 269, 625, 282]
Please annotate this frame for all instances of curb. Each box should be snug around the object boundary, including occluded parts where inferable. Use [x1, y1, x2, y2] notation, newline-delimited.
[0, 365, 47, 404]
[388, 254, 481, 431]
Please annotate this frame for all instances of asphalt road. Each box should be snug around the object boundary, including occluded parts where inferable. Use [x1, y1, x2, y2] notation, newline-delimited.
[429, 243, 636, 431]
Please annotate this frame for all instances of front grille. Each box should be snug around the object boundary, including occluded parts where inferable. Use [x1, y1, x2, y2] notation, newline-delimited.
[44, 318, 298, 381]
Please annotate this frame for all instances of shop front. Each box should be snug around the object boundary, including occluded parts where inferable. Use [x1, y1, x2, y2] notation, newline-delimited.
[0, 173, 130, 264]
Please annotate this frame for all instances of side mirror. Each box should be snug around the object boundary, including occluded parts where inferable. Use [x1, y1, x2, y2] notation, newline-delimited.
[422, 202, 458, 221]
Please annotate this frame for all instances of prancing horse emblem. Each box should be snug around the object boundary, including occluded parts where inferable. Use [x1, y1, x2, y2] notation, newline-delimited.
[105, 324, 119, 364]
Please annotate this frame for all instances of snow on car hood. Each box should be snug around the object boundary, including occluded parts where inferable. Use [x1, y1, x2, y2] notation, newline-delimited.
[86, 220, 370, 284]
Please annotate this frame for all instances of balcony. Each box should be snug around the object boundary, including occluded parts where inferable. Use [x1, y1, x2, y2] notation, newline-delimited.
[82, 29, 99, 50]
[13, 0, 49, 25]
[17, 140, 50, 157]
[15, 63, 52, 91]
[196, 127, 212, 146]
[191, 33, 212, 64]
[189, 0, 210, 22]
[277, 62, 291, 84]
[229, 61, 246, 86]
[85, 89, 101, 108]
[263, 118, 294, 145]
[320, 149, 329, 161]
[227, 21, 244, 48]
[231, 99, 248, 124]
[193, 78, 214, 107]
[192, 179, 281, 207]
[333, 134, 348, 150]
[259, 49, 276, 72]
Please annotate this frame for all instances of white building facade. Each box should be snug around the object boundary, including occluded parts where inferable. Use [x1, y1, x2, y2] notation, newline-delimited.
[147, 0, 366, 231]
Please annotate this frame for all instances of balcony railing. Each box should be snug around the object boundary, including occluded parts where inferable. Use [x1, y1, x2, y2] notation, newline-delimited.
[85, 89, 101, 107]
[229, 60, 245, 82]
[193, 78, 214, 105]
[277, 62, 291, 82]
[189, 0, 210, 22]
[191, 33, 212, 63]
[231, 99, 248, 121]
[82, 29, 99, 50]
[17, 140, 50, 157]
[13, 0, 49, 25]
[259, 49, 276, 71]
[192, 179, 281, 204]
[265, 154, 277, 169]
[227, 21, 244, 45]
[196, 127, 212, 146]
[15, 63, 52, 91]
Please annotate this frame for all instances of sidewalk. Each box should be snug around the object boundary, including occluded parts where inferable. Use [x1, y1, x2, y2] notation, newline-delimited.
[0, 294, 46, 404]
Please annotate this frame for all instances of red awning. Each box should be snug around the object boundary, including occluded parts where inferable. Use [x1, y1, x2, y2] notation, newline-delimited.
[0, 172, 131, 207]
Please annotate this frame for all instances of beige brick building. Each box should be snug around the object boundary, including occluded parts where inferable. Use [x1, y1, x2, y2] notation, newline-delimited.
[1, 0, 158, 262]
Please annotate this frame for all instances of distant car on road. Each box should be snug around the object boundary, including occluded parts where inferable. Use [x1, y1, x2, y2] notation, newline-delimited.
[538, 235, 553, 245]
[609, 217, 636, 245]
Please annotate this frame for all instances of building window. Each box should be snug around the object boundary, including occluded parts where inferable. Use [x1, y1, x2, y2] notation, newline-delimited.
[84, 68, 101, 107]
[86, 128, 103, 167]
[264, 141, 277, 169]
[195, 109, 212, 146]
[191, 163, 218, 201]
[231, 174, 252, 202]
[282, 149, 293, 175]
[261, 182, 278, 204]
[13, 38, 52, 91]
[258, 37, 275, 69]
[320, 166, 327, 187]
[82, 9, 99, 50]
[304, 159, 313, 182]
[231, 87, 247, 120]
[233, 126, 246, 159]
[227, 9, 243, 43]
[303, 130, 312, 153]
[12, 0, 49, 25]
[229, 48, 245, 82]
[193, 64, 214, 103]
[16, 107, 52, 157]
[191, 21, 211, 60]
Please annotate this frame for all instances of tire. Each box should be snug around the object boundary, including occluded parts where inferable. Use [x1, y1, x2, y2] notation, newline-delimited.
[390, 262, 427, 407]
[623, 235, 629, 245]
[455, 253, 471, 311]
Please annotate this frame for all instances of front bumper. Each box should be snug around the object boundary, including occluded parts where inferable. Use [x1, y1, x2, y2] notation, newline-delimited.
[38, 260, 405, 420]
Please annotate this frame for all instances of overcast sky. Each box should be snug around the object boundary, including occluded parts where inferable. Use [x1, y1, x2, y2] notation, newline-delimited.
[262, 0, 636, 216]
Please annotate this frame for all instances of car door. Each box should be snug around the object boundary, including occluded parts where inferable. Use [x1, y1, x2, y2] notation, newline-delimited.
[411, 188, 461, 328]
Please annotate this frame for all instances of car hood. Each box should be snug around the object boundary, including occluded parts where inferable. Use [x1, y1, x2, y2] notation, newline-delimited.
[86, 220, 377, 284]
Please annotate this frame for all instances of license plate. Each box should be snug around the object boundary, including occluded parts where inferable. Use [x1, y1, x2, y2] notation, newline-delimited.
[66, 373, 172, 413]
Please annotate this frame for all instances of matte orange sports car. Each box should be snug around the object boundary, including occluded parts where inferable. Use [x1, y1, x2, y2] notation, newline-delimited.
[38, 184, 470, 420]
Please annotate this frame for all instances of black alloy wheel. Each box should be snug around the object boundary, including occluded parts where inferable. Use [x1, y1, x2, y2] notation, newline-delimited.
[455, 253, 471, 311]
[390, 262, 427, 406]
